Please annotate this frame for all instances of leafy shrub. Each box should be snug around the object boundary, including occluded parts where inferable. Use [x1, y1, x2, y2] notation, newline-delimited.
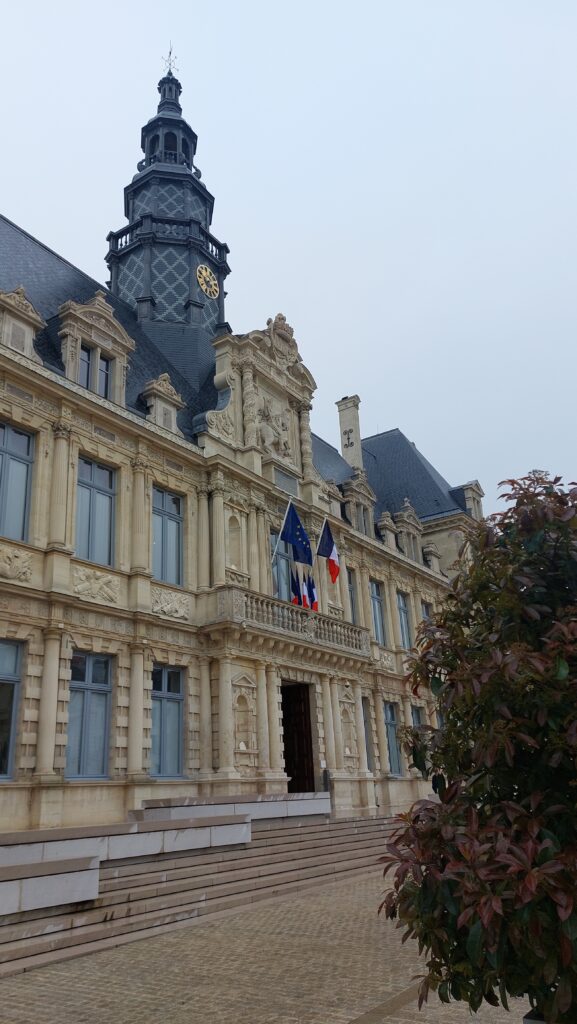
[381, 474, 577, 1022]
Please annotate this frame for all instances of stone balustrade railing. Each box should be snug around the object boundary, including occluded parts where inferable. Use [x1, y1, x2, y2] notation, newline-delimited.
[213, 587, 371, 656]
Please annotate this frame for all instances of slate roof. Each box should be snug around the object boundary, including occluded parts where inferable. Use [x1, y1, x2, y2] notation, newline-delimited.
[361, 428, 467, 522]
[311, 433, 354, 486]
[0, 215, 211, 439]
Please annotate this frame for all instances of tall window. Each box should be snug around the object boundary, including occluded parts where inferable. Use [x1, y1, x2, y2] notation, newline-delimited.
[66, 652, 111, 778]
[347, 568, 358, 625]
[270, 530, 291, 603]
[384, 701, 402, 776]
[397, 591, 412, 649]
[151, 665, 183, 776]
[0, 641, 20, 778]
[370, 579, 386, 645]
[0, 423, 33, 542]
[152, 487, 183, 585]
[78, 344, 92, 389]
[98, 355, 111, 399]
[76, 458, 115, 566]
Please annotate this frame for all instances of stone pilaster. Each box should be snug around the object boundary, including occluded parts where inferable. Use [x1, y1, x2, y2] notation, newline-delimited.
[35, 628, 63, 778]
[353, 682, 369, 773]
[217, 656, 236, 775]
[130, 457, 148, 572]
[257, 508, 269, 594]
[127, 644, 145, 777]
[359, 565, 372, 634]
[47, 422, 71, 549]
[198, 657, 213, 775]
[298, 403, 314, 481]
[256, 663, 270, 770]
[266, 665, 283, 772]
[248, 507, 260, 592]
[330, 677, 345, 769]
[211, 482, 226, 587]
[197, 486, 210, 590]
[321, 676, 336, 770]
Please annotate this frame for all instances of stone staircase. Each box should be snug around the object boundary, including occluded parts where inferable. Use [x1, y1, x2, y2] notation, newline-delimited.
[0, 815, 396, 977]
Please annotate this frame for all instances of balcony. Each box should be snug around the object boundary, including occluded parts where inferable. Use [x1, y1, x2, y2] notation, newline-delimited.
[202, 587, 371, 657]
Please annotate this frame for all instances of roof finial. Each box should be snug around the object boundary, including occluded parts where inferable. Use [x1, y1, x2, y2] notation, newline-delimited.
[162, 42, 179, 76]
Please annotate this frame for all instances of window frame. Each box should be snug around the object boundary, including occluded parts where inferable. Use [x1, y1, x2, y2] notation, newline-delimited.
[270, 530, 291, 603]
[397, 590, 412, 649]
[0, 422, 34, 543]
[66, 651, 112, 780]
[421, 600, 433, 622]
[384, 700, 403, 776]
[0, 640, 21, 780]
[369, 578, 386, 645]
[150, 664, 184, 777]
[75, 457, 116, 567]
[152, 486, 184, 586]
[98, 354, 111, 399]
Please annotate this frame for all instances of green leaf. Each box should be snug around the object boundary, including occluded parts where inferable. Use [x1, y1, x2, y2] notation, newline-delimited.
[430, 676, 444, 696]
[556, 658, 570, 681]
[466, 920, 483, 966]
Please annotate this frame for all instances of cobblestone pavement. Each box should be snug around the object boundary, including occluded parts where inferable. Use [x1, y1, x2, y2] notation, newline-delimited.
[0, 872, 529, 1024]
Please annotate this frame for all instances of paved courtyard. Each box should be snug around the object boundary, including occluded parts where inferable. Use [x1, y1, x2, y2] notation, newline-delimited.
[0, 871, 529, 1024]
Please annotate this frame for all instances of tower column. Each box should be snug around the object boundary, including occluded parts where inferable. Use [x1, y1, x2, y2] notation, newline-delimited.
[218, 656, 236, 775]
[197, 487, 210, 589]
[256, 663, 270, 771]
[127, 645, 145, 777]
[266, 666, 283, 772]
[130, 457, 149, 572]
[211, 482, 226, 587]
[330, 677, 345, 770]
[199, 657, 213, 775]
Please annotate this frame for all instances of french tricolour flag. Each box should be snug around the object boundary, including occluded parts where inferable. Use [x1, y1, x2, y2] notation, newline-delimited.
[317, 520, 340, 583]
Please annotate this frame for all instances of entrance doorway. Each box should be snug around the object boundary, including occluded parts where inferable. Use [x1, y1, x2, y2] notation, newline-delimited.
[280, 683, 315, 792]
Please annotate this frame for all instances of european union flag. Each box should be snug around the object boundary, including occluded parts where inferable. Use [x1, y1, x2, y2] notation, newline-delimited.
[280, 502, 313, 566]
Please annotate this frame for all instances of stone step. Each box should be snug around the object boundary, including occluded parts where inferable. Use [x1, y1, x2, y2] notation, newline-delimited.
[0, 852, 383, 968]
[0, 861, 380, 980]
[0, 838, 388, 948]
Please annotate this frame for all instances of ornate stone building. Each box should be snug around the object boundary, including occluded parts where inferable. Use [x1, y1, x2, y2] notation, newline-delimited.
[0, 71, 483, 831]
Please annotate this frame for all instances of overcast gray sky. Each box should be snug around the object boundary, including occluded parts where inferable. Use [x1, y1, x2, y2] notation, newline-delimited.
[2, 1, 576, 514]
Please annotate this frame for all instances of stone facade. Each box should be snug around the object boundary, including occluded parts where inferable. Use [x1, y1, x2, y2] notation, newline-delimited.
[0, 71, 482, 831]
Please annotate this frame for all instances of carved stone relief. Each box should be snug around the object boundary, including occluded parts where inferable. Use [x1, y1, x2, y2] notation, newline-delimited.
[0, 546, 32, 582]
[72, 567, 119, 603]
[151, 587, 190, 621]
[257, 394, 292, 460]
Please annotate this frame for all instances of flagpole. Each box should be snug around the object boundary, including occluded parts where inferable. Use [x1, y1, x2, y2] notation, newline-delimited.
[270, 499, 292, 565]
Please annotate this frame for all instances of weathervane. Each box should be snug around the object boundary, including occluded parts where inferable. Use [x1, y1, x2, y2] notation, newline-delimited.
[162, 43, 179, 75]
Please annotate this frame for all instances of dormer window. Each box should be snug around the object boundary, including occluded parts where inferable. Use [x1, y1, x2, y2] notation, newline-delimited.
[0, 287, 44, 364]
[59, 291, 135, 408]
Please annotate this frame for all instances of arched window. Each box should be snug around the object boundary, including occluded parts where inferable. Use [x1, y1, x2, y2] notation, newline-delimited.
[164, 132, 177, 163]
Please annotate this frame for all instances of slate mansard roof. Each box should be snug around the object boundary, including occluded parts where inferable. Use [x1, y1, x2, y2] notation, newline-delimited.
[0, 215, 212, 437]
[0, 214, 469, 526]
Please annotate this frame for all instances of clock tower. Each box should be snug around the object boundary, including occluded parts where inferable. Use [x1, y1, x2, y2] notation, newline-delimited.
[106, 70, 230, 388]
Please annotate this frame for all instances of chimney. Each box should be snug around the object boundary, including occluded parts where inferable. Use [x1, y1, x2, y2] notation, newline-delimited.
[336, 395, 363, 470]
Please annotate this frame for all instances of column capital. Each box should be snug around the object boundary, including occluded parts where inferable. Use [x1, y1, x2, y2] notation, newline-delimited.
[43, 625, 64, 641]
[130, 456, 149, 473]
[52, 420, 71, 440]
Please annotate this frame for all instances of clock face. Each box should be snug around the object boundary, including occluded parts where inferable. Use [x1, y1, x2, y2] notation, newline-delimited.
[196, 264, 219, 299]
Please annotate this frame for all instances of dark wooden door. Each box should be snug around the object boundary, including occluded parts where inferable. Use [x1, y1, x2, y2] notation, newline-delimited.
[281, 683, 315, 792]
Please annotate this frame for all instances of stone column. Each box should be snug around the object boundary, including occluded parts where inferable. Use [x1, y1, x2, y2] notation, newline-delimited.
[339, 543, 352, 619]
[298, 403, 314, 480]
[197, 487, 210, 589]
[330, 677, 345, 769]
[241, 365, 258, 447]
[266, 665, 283, 771]
[256, 663, 270, 770]
[383, 579, 396, 652]
[353, 682, 369, 772]
[248, 508, 260, 592]
[321, 676, 336, 770]
[35, 628, 63, 777]
[127, 644, 145, 776]
[374, 691, 391, 774]
[130, 457, 148, 572]
[48, 422, 71, 548]
[387, 581, 403, 648]
[218, 656, 235, 774]
[211, 484, 226, 587]
[400, 697, 413, 774]
[359, 565, 373, 634]
[199, 657, 213, 774]
[257, 508, 269, 594]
